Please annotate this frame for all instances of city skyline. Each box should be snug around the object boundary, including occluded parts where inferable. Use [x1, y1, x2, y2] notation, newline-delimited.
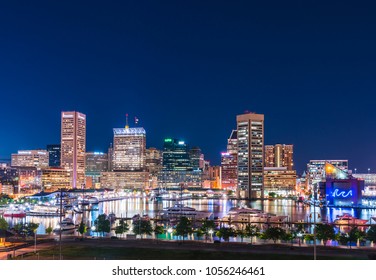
[1, 2, 376, 173]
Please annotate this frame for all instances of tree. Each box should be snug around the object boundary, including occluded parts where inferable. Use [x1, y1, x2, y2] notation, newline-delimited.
[245, 224, 260, 244]
[336, 233, 349, 246]
[94, 214, 111, 237]
[132, 219, 153, 238]
[175, 216, 193, 241]
[348, 226, 366, 247]
[200, 219, 216, 241]
[216, 227, 235, 242]
[304, 234, 315, 243]
[195, 228, 205, 240]
[153, 225, 165, 239]
[27, 222, 39, 234]
[236, 228, 247, 243]
[0, 217, 8, 231]
[115, 219, 129, 238]
[315, 224, 335, 246]
[263, 227, 286, 244]
[367, 225, 376, 243]
[77, 221, 87, 239]
[45, 226, 53, 235]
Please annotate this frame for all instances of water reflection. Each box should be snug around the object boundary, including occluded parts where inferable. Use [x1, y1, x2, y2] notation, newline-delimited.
[4, 198, 376, 235]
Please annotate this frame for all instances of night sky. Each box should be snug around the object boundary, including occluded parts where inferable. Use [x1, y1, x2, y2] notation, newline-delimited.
[1, 1, 376, 173]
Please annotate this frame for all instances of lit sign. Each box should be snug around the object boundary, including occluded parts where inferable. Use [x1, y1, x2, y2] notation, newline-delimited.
[164, 138, 172, 142]
[332, 189, 352, 198]
[178, 141, 185, 145]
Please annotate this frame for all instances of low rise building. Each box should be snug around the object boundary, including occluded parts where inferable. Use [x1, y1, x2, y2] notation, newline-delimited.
[100, 171, 149, 190]
[264, 167, 297, 196]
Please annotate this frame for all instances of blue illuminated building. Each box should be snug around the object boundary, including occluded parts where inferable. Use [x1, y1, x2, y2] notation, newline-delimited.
[323, 163, 364, 206]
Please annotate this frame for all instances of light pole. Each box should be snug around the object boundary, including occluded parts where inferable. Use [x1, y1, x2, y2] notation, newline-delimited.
[167, 227, 173, 240]
[34, 229, 37, 254]
[313, 183, 319, 260]
[208, 229, 214, 242]
[91, 226, 96, 238]
[59, 188, 63, 260]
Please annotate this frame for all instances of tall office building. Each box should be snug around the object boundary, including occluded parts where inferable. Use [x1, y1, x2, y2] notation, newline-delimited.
[11, 150, 49, 168]
[86, 152, 108, 173]
[162, 138, 191, 171]
[61, 111, 86, 189]
[265, 144, 294, 170]
[85, 152, 108, 188]
[189, 147, 202, 171]
[236, 112, 264, 199]
[158, 138, 202, 189]
[102, 120, 148, 190]
[113, 126, 146, 171]
[221, 130, 238, 190]
[47, 144, 61, 167]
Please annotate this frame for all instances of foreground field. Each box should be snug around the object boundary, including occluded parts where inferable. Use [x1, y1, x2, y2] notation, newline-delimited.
[13, 238, 376, 260]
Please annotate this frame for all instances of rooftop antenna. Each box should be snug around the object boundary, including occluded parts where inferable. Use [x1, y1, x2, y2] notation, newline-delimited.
[125, 113, 129, 129]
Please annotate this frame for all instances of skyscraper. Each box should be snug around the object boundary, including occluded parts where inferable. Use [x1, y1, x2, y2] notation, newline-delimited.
[158, 138, 202, 189]
[221, 130, 238, 190]
[265, 144, 294, 170]
[189, 147, 202, 171]
[236, 112, 264, 199]
[47, 144, 61, 167]
[61, 111, 86, 189]
[101, 119, 148, 190]
[112, 127, 146, 171]
[162, 138, 191, 172]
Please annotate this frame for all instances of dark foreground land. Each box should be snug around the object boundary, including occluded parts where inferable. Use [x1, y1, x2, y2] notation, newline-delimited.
[5, 238, 376, 260]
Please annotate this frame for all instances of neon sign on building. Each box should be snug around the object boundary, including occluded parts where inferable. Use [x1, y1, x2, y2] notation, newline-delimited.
[332, 189, 353, 198]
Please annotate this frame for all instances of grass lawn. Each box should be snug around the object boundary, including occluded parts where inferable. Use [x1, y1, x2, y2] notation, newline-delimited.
[19, 243, 366, 260]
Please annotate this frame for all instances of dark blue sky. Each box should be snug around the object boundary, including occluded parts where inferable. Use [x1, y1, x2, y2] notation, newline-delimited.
[1, 1, 375, 173]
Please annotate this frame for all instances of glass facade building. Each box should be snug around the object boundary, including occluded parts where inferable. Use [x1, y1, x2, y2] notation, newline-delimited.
[221, 130, 238, 190]
[159, 138, 202, 189]
[47, 144, 61, 167]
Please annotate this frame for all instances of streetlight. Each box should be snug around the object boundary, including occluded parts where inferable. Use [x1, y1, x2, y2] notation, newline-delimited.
[34, 229, 37, 254]
[167, 227, 173, 240]
[368, 168, 371, 174]
[91, 226, 96, 238]
[208, 229, 214, 242]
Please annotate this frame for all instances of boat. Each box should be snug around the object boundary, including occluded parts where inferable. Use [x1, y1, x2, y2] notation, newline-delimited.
[73, 206, 84, 214]
[131, 214, 150, 223]
[334, 213, 368, 226]
[53, 218, 76, 234]
[27, 205, 63, 216]
[3, 209, 26, 218]
[222, 206, 287, 224]
[159, 203, 213, 220]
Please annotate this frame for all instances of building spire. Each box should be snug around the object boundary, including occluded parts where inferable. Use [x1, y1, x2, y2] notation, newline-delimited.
[125, 113, 129, 129]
